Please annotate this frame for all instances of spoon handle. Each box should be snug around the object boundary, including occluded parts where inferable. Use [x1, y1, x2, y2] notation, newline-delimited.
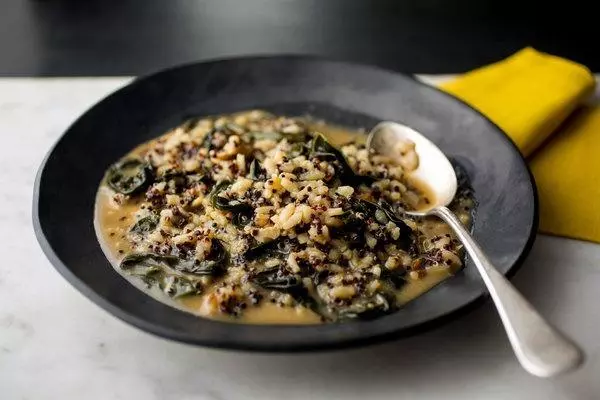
[433, 206, 583, 377]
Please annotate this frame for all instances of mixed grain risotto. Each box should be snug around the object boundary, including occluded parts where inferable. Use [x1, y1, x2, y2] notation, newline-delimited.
[95, 110, 473, 324]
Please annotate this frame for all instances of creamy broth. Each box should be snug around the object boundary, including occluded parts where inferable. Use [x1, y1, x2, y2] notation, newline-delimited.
[95, 111, 473, 324]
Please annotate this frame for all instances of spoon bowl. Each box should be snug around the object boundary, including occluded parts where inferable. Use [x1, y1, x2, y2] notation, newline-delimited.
[367, 122, 457, 214]
[367, 121, 583, 378]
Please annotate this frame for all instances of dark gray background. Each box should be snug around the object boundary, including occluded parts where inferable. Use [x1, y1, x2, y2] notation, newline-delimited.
[2, 0, 597, 76]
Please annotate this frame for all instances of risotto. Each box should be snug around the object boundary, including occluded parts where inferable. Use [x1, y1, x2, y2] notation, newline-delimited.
[95, 110, 474, 324]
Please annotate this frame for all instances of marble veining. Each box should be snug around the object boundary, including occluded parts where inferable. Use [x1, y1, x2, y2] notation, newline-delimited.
[1, 77, 599, 400]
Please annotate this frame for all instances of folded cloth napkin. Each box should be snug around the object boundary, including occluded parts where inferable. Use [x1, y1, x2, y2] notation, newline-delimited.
[440, 47, 599, 242]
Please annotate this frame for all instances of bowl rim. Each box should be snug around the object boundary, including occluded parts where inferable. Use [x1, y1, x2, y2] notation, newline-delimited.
[32, 54, 538, 351]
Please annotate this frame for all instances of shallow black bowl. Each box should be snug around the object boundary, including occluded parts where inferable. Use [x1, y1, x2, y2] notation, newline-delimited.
[33, 56, 537, 351]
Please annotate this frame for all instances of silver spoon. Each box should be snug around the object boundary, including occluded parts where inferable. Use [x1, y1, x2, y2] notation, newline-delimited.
[367, 121, 583, 378]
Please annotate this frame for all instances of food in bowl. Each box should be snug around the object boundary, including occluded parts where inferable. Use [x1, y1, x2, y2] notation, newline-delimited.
[95, 110, 473, 324]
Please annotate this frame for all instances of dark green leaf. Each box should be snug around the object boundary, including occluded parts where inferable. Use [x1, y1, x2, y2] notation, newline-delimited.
[213, 196, 252, 214]
[331, 199, 382, 244]
[310, 133, 339, 157]
[377, 200, 402, 224]
[289, 142, 308, 158]
[129, 264, 161, 281]
[244, 241, 277, 261]
[353, 198, 379, 216]
[251, 268, 303, 292]
[309, 134, 375, 186]
[173, 240, 228, 276]
[209, 180, 254, 227]
[248, 158, 266, 181]
[377, 200, 413, 246]
[160, 275, 201, 298]
[380, 267, 407, 289]
[139, 273, 160, 288]
[120, 253, 179, 270]
[332, 210, 367, 246]
[251, 268, 333, 320]
[119, 253, 204, 297]
[120, 253, 174, 286]
[107, 159, 153, 195]
[129, 213, 159, 235]
[243, 237, 295, 261]
[210, 181, 235, 211]
[209, 181, 241, 211]
[209, 180, 231, 197]
[120, 243, 227, 277]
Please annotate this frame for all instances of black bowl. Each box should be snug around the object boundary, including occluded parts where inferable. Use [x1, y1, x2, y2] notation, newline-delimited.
[33, 56, 537, 351]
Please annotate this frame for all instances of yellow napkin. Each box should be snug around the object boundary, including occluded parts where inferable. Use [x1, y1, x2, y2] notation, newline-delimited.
[440, 47, 600, 242]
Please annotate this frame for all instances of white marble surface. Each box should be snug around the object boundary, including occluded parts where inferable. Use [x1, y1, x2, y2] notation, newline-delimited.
[1, 77, 600, 400]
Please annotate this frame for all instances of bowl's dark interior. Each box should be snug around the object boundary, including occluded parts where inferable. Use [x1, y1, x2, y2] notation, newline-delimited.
[34, 57, 537, 351]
